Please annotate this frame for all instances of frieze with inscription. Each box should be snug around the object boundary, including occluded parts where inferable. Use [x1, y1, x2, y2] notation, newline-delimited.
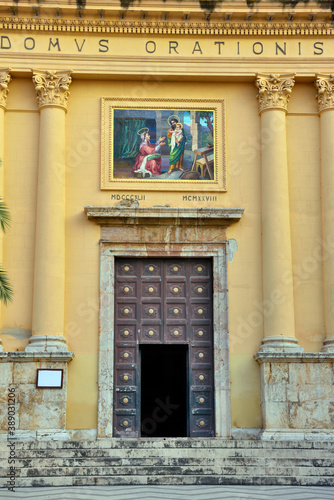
[0, 35, 327, 57]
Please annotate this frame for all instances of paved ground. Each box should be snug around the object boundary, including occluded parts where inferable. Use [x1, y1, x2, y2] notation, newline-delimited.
[0, 486, 334, 500]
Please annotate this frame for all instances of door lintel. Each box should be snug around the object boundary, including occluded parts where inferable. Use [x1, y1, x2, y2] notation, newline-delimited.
[84, 206, 244, 228]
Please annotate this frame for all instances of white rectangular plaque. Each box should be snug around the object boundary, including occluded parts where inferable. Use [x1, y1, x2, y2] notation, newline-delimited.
[36, 369, 63, 389]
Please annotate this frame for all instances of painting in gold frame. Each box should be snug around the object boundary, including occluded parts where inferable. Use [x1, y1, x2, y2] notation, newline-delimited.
[101, 98, 226, 192]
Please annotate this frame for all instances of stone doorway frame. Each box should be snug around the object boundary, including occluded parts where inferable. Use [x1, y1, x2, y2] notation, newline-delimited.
[84, 206, 244, 439]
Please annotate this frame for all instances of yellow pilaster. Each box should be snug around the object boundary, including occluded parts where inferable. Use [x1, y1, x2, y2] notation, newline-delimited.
[256, 74, 302, 352]
[0, 69, 11, 353]
[315, 74, 334, 352]
[26, 70, 72, 353]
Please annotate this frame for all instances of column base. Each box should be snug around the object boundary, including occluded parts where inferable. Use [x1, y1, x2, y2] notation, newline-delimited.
[25, 335, 68, 353]
[322, 338, 334, 352]
[257, 336, 304, 353]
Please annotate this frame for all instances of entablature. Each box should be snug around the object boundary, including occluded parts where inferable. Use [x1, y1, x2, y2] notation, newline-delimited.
[0, 0, 333, 36]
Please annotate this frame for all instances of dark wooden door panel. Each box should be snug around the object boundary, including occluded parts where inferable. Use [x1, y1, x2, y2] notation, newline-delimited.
[114, 257, 214, 438]
[140, 259, 163, 344]
[187, 258, 214, 437]
[164, 260, 187, 345]
[114, 259, 140, 437]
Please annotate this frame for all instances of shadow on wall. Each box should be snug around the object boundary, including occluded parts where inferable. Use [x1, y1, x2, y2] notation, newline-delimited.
[1, 328, 31, 351]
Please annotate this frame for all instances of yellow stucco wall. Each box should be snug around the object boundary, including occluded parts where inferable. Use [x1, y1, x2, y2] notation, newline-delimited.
[1, 78, 38, 351]
[0, 74, 325, 429]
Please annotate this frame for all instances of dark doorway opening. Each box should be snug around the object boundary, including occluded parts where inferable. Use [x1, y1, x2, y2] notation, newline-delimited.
[141, 344, 188, 437]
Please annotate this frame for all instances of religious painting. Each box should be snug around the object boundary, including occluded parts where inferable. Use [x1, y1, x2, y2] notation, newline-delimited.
[101, 98, 226, 191]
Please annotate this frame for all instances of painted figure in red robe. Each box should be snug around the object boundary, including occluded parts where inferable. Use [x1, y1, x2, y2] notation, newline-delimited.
[132, 131, 166, 177]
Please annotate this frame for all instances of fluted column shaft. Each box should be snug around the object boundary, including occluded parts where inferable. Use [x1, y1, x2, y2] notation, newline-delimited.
[315, 74, 334, 352]
[256, 74, 302, 352]
[26, 70, 72, 353]
[0, 69, 11, 353]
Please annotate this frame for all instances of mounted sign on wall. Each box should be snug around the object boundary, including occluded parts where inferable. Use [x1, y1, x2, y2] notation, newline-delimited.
[36, 369, 64, 389]
[101, 97, 226, 192]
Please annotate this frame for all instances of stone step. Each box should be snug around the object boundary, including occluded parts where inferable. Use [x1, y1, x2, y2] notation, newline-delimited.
[5, 464, 334, 478]
[1, 474, 334, 488]
[2, 438, 333, 450]
[1, 455, 333, 469]
[4, 447, 334, 460]
[1, 439, 333, 488]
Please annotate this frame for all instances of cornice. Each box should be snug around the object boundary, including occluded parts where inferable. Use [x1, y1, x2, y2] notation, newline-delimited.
[84, 206, 244, 226]
[254, 352, 334, 363]
[0, 16, 333, 36]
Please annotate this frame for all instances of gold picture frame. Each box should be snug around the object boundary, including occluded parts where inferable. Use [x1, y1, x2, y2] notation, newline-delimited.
[101, 97, 226, 192]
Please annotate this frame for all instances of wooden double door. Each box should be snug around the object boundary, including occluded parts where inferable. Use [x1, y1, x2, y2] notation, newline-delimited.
[114, 257, 215, 437]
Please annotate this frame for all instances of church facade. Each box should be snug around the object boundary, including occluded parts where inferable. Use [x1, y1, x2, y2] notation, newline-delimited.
[0, 0, 333, 486]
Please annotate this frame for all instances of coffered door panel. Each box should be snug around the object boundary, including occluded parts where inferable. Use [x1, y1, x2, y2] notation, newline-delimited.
[114, 259, 140, 437]
[188, 259, 214, 437]
[140, 260, 163, 343]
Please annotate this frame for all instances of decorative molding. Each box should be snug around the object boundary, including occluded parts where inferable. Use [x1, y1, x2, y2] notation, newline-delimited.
[0, 17, 333, 36]
[0, 351, 74, 362]
[0, 68, 12, 110]
[32, 70, 72, 111]
[256, 73, 295, 113]
[84, 206, 244, 227]
[315, 74, 334, 113]
[254, 352, 334, 363]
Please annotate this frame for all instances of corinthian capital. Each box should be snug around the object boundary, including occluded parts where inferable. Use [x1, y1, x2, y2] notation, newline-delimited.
[0, 68, 12, 110]
[32, 70, 72, 111]
[315, 74, 334, 113]
[255, 73, 295, 114]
